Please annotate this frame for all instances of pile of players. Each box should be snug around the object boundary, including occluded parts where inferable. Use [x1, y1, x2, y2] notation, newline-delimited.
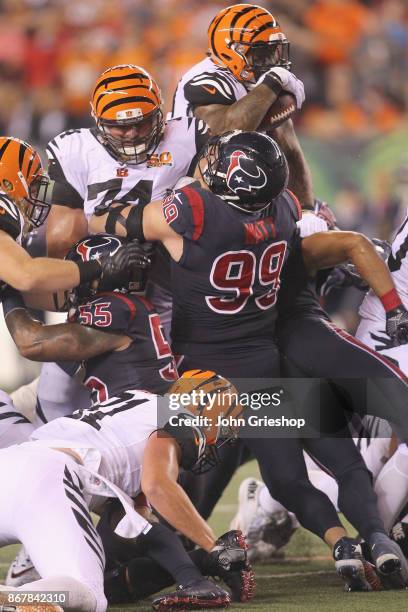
[0, 4, 408, 611]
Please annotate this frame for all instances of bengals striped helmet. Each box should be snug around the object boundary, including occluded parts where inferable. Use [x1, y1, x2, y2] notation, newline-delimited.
[208, 4, 290, 84]
[168, 370, 243, 474]
[90, 64, 164, 164]
[0, 137, 51, 227]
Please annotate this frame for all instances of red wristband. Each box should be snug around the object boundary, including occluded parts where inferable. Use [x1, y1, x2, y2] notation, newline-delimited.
[380, 288, 402, 312]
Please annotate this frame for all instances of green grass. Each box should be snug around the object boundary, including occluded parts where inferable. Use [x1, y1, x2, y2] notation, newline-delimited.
[1, 461, 407, 611]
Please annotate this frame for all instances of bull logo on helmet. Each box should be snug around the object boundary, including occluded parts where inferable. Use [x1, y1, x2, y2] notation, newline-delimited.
[76, 235, 122, 262]
[226, 150, 267, 195]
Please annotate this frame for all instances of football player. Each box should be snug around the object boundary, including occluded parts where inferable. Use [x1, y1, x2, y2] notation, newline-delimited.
[90, 130, 408, 589]
[0, 136, 140, 298]
[0, 372, 247, 612]
[170, 3, 313, 208]
[356, 210, 408, 534]
[30, 63, 210, 428]
[2, 239, 253, 609]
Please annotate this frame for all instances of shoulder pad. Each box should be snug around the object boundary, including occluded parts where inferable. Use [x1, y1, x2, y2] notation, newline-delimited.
[75, 292, 137, 333]
[282, 189, 302, 222]
[184, 71, 237, 107]
[162, 186, 205, 241]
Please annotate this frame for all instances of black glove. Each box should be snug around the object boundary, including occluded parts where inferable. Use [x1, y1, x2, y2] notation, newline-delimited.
[98, 241, 151, 293]
[386, 306, 408, 346]
[318, 265, 368, 297]
[209, 530, 247, 572]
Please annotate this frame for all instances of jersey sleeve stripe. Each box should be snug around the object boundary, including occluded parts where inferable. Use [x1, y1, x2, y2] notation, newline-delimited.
[286, 189, 302, 220]
[183, 186, 205, 241]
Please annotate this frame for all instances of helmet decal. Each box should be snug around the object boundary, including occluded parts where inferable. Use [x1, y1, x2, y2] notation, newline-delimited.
[76, 235, 122, 262]
[226, 150, 267, 195]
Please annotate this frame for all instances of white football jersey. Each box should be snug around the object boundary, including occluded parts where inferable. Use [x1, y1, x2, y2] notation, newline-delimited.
[31, 390, 170, 505]
[170, 57, 246, 119]
[0, 389, 34, 448]
[46, 118, 209, 219]
[359, 209, 408, 323]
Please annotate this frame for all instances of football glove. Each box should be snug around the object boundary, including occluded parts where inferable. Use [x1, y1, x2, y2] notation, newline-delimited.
[207, 530, 255, 602]
[257, 67, 305, 109]
[98, 240, 151, 292]
[386, 306, 408, 346]
[318, 265, 368, 297]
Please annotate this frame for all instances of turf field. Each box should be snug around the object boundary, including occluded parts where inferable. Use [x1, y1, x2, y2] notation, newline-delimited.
[1, 461, 407, 611]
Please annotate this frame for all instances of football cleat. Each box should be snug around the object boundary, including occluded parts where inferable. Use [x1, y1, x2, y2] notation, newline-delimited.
[151, 579, 230, 610]
[333, 537, 373, 592]
[5, 547, 40, 588]
[207, 530, 255, 602]
[229, 478, 266, 541]
[369, 532, 408, 590]
[230, 478, 297, 562]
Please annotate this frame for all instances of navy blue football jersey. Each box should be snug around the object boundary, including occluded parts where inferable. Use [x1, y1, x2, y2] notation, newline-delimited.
[163, 183, 301, 353]
[72, 292, 177, 402]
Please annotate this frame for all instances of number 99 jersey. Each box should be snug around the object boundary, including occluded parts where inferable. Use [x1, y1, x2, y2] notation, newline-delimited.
[163, 183, 301, 354]
[46, 118, 209, 219]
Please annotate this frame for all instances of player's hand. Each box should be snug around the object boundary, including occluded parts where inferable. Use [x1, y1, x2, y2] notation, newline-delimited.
[257, 67, 305, 109]
[386, 306, 408, 346]
[99, 241, 151, 291]
[314, 199, 338, 230]
[297, 212, 328, 238]
[210, 530, 248, 571]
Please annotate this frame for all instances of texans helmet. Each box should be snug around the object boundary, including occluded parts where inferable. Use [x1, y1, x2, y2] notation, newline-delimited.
[199, 130, 288, 213]
[65, 233, 149, 306]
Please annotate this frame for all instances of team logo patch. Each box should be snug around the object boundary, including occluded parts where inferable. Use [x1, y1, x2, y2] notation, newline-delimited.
[116, 167, 129, 177]
[226, 150, 267, 195]
[76, 235, 122, 261]
[147, 152, 173, 168]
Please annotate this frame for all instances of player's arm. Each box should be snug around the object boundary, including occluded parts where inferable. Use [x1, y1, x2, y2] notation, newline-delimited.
[89, 200, 184, 262]
[141, 431, 216, 552]
[269, 119, 314, 209]
[302, 231, 398, 299]
[194, 83, 279, 133]
[0, 229, 91, 292]
[193, 67, 304, 133]
[46, 206, 88, 258]
[4, 304, 129, 361]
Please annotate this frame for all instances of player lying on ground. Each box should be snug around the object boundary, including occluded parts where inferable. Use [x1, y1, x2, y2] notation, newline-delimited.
[0, 137, 140, 299]
[0, 371, 249, 612]
[90, 130, 408, 591]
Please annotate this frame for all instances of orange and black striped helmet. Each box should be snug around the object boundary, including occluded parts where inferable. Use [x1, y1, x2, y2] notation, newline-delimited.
[169, 370, 243, 474]
[0, 137, 51, 227]
[208, 4, 290, 84]
[90, 64, 164, 164]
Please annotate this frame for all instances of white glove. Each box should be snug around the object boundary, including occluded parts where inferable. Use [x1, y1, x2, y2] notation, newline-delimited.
[297, 212, 328, 238]
[257, 67, 305, 110]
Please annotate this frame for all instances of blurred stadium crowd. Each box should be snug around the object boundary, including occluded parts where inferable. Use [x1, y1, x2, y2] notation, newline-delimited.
[0, 0, 407, 385]
[0, 0, 406, 143]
